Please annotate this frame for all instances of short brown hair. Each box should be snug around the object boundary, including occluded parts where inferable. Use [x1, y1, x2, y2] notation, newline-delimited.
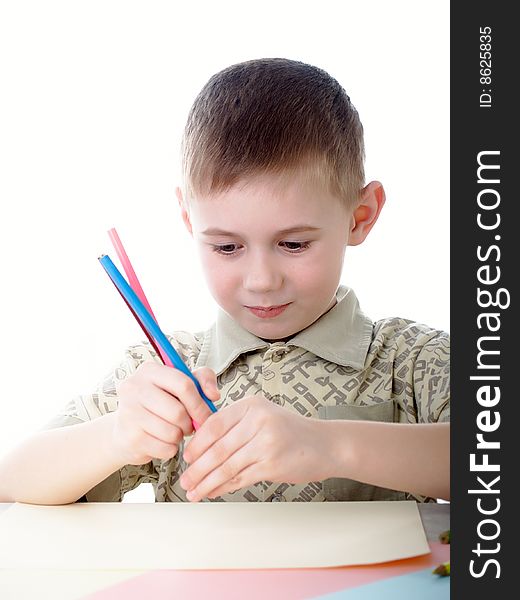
[181, 58, 365, 208]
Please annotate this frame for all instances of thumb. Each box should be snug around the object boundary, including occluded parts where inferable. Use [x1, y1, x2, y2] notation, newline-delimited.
[192, 367, 220, 404]
[190, 368, 220, 431]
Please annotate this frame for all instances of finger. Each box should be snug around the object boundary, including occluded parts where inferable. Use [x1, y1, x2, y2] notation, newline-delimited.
[181, 419, 255, 491]
[186, 444, 261, 502]
[188, 367, 221, 428]
[191, 367, 221, 404]
[183, 400, 249, 464]
[139, 386, 193, 437]
[138, 406, 185, 446]
[205, 463, 262, 499]
[137, 362, 217, 426]
[140, 430, 180, 461]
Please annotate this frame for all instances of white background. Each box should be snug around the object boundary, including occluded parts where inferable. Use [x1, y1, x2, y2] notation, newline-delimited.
[0, 1, 449, 500]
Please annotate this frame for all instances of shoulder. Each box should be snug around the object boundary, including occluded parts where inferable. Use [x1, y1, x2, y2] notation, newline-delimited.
[371, 316, 450, 373]
[369, 317, 450, 364]
[372, 316, 449, 346]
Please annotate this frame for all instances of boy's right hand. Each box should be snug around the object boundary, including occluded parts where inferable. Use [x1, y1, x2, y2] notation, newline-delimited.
[109, 362, 219, 466]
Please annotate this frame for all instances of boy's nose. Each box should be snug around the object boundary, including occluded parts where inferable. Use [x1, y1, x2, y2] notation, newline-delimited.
[243, 254, 283, 293]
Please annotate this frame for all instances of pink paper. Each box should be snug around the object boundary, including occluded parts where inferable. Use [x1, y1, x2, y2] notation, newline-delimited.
[85, 542, 449, 600]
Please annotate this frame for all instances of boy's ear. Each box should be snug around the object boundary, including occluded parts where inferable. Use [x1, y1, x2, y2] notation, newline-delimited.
[175, 186, 193, 236]
[347, 181, 386, 246]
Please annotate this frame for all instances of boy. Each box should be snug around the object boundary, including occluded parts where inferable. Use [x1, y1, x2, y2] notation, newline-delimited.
[0, 58, 449, 505]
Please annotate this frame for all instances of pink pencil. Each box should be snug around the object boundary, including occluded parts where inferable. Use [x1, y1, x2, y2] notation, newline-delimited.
[108, 228, 158, 322]
[108, 227, 200, 430]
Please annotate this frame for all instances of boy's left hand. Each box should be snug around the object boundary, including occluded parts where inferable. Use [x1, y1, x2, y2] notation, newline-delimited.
[179, 395, 332, 502]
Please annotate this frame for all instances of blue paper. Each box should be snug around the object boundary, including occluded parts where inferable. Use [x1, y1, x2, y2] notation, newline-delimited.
[312, 567, 450, 599]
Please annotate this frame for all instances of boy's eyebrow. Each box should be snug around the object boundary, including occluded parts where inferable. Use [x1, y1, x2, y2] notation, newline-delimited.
[200, 225, 321, 236]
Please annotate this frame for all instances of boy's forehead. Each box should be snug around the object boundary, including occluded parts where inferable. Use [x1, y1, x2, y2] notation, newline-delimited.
[187, 170, 350, 234]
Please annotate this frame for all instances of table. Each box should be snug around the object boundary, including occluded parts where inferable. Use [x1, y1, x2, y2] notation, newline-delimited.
[0, 502, 450, 599]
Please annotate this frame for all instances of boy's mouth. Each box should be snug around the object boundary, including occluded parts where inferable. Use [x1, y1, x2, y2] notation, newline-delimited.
[246, 303, 291, 318]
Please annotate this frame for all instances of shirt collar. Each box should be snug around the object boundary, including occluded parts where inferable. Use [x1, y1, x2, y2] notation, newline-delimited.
[197, 285, 374, 376]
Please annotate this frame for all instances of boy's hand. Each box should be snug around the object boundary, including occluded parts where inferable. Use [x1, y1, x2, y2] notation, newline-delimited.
[179, 396, 331, 501]
[110, 362, 219, 466]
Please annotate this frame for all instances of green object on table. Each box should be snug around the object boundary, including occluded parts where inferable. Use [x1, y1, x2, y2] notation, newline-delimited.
[433, 561, 450, 577]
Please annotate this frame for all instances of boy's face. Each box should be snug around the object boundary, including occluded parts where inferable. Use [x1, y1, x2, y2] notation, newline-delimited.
[180, 171, 355, 341]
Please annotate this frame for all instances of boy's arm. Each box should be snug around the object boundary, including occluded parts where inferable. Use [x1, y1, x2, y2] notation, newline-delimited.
[0, 341, 154, 505]
[325, 420, 450, 501]
[0, 346, 136, 505]
[179, 397, 450, 503]
[0, 413, 126, 505]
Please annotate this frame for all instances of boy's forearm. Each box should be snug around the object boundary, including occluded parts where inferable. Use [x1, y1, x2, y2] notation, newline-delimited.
[323, 420, 450, 501]
[0, 413, 126, 505]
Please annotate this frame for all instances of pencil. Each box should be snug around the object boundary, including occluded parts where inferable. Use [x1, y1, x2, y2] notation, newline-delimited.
[99, 253, 217, 414]
[108, 228, 157, 320]
[107, 228, 174, 368]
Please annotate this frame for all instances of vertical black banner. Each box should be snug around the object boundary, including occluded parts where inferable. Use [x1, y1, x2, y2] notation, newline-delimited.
[451, 2, 516, 596]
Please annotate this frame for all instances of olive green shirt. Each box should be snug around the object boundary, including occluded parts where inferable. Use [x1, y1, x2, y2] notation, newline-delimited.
[44, 286, 450, 503]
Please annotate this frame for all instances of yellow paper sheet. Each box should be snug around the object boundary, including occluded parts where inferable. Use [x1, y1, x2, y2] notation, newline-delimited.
[0, 501, 429, 570]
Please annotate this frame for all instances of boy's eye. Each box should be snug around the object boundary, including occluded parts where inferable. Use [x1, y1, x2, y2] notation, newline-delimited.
[281, 241, 310, 252]
[211, 241, 310, 255]
[212, 244, 239, 255]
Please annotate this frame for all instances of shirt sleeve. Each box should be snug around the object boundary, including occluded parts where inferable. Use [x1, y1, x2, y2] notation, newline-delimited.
[412, 331, 450, 423]
[41, 341, 163, 502]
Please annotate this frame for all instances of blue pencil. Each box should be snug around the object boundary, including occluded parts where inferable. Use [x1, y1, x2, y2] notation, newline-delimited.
[98, 254, 217, 414]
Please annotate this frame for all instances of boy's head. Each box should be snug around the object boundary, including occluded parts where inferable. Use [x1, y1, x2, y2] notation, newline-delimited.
[176, 58, 385, 341]
[180, 57, 365, 210]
